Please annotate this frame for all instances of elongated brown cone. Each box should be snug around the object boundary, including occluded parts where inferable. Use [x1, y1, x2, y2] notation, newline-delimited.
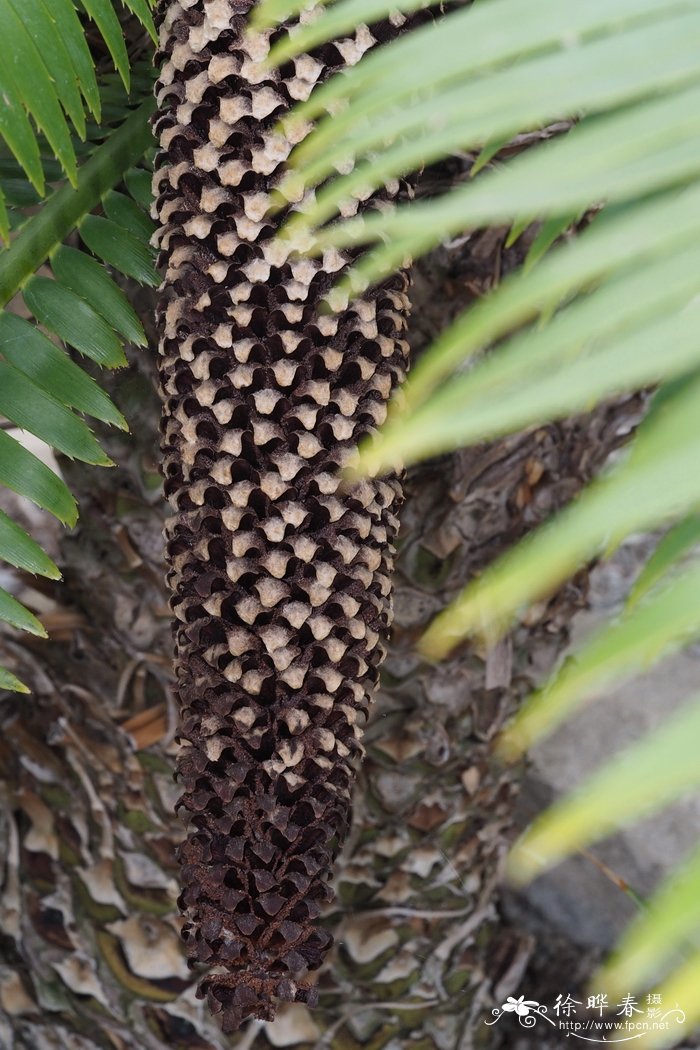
[152, 0, 410, 1032]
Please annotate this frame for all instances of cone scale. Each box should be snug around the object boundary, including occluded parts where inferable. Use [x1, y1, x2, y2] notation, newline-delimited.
[152, 0, 410, 1030]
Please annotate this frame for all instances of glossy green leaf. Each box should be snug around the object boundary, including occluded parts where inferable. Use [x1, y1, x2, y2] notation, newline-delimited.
[8, 0, 86, 139]
[52, 244, 147, 345]
[0, 98, 156, 309]
[0, 584, 46, 637]
[0, 313, 127, 429]
[0, 0, 77, 185]
[0, 665, 30, 694]
[45, 0, 101, 118]
[124, 167, 154, 210]
[1, 179, 42, 208]
[0, 508, 60, 579]
[506, 694, 700, 885]
[0, 69, 45, 194]
[79, 214, 159, 286]
[23, 275, 127, 368]
[122, 0, 157, 41]
[102, 190, 155, 241]
[0, 428, 76, 525]
[79, 0, 131, 89]
[499, 561, 700, 760]
[0, 361, 112, 465]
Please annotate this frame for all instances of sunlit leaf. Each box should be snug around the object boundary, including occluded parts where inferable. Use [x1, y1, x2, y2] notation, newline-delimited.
[498, 561, 700, 760]
[506, 695, 700, 885]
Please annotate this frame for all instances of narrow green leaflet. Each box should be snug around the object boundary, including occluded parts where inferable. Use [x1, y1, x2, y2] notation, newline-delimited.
[102, 190, 155, 241]
[498, 561, 700, 760]
[252, 0, 321, 30]
[0, 98, 156, 308]
[0, 666, 29, 694]
[124, 167, 154, 209]
[52, 244, 147, 345]
[9, 0, 86, 139]
[471, 132, 513, 177]
[0, 428, 77, 525]
[362, 286, 700, 472]
[0, 584, 47, 638]
[1, 180, 41, 208]
[122, 0, 157, 41]
[79, 214, 159, 286]
[391, 183, 700, 419]
[596, 842, 700, 1002]
[263, 0, 440, 63]
[0, 313, 127, 429]
[524, 211, 581, 272]
[627, 513, 700, 610]
[283, 10, 700, 221]
[0, 508, 60, 579]
[274, 0, 685, 125]
[45, 0, 101, 119]
[0, 362, 112, 466]
[0, 0, 77, 185]
[79, 0, 131, 89]
[23, 275, 127, 368]
[419, 375, 700, 657]
[506, 695, 700, 885]
[308, 83, 700, 293]
[0, 69, 45, 194]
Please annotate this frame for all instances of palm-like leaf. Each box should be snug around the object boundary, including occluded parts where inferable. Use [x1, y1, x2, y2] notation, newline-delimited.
[267, 0, 700, 1042]
[0, 0, 155, 218]
[0, 3, 156, 691]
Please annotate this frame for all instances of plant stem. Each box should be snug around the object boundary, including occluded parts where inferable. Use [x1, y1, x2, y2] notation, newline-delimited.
[0, 97, 156, 308]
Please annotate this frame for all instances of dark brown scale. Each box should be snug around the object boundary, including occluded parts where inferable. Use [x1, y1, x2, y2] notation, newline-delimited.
[153, 0, 410, 1031]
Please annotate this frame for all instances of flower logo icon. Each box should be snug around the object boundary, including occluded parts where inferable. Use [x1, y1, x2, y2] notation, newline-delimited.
[502, 995, 541, 1017]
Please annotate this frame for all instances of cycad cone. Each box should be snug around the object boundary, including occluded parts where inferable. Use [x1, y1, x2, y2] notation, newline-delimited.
[153, 0, 409, 1031]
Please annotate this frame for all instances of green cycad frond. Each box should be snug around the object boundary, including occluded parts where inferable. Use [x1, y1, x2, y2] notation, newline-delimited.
[272, 0, 700, 1042]
[0, 0, 155, 212]
[0, 55, 156, 689]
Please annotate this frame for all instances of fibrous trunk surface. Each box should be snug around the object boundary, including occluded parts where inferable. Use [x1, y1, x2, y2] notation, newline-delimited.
[153, 0, 409, 1030]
